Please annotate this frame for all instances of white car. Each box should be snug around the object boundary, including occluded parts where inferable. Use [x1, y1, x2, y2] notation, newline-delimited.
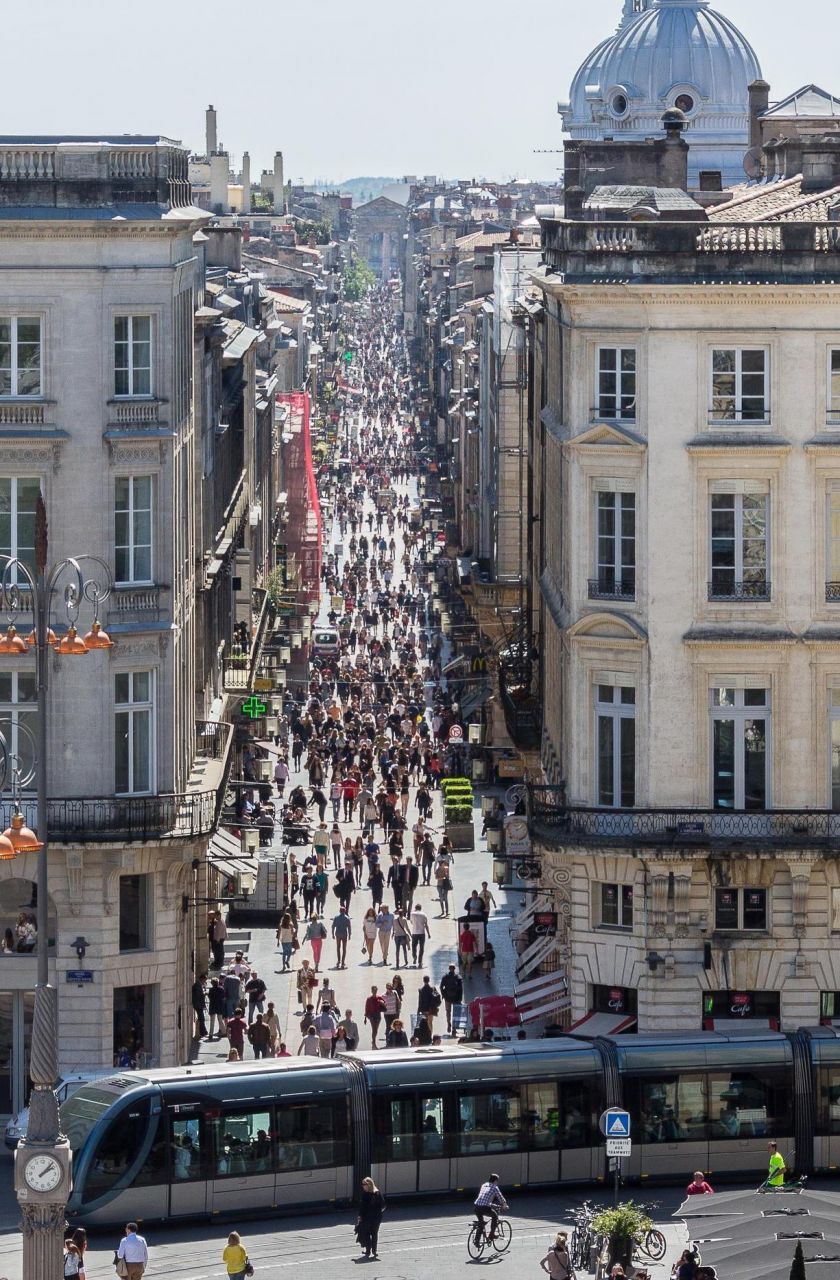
[4, 1071, 115, 1149]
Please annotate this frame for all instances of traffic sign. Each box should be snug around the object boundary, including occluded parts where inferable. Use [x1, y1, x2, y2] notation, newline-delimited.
[448, 724, 464, 742]
[599, 1108, 631, 1138]
[606, 1137, 632, 1157]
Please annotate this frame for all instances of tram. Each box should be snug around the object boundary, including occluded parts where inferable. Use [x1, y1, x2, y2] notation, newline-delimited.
[62, 1029, 840, 1226]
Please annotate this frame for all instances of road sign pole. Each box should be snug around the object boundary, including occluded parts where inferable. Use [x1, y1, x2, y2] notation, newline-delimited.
[614, 1157, 620, 1207]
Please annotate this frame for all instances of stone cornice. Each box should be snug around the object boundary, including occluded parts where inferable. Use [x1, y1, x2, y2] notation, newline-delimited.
[686, 437, 792, 457]
[537, 282, 840, 307]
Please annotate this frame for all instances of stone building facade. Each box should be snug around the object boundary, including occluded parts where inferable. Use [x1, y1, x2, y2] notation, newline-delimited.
[0, 137, 277, 1118]
[353, 196, 408, 281]
[526, 198, 840, 1034]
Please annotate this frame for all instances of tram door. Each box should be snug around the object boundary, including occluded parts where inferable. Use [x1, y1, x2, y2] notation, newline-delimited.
[167, 1108, 209, 1218]
[417, 1094, 451, 1192]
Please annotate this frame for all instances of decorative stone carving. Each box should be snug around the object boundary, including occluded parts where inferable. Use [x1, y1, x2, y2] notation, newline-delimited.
[790, 870, 811, 938]
[650, 874, 668, 937]
[64, 849, 83, 916]
[674, 874, 692, 938]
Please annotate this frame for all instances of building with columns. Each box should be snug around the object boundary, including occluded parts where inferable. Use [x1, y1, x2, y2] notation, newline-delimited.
[0, 136, 278, 1118]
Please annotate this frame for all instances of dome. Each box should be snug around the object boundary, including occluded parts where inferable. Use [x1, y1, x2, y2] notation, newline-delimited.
[560, 0, 763, 186]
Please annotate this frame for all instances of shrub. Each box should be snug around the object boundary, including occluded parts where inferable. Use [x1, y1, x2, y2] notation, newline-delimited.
[592, 1203, 652, 1268]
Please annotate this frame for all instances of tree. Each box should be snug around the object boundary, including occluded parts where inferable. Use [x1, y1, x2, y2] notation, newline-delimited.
[295, 217, 332, 244]
[789, 1241, 806, 1280]
[343, 258, 376, 301]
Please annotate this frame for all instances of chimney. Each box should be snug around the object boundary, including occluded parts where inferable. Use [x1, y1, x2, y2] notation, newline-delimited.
[206, 104, 218, 157]
[660, 109, 689, 191]
[241, 151, 251, 214]
[210, 152, 229, 213]
[274, 151, 285, 215]
[748, 80, 771, 152]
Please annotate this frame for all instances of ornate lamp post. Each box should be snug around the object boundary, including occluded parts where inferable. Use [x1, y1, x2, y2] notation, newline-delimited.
[0, 495, 113, 1279]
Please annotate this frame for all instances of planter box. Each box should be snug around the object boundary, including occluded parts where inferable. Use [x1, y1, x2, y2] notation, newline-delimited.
[445, 821, 475, 851]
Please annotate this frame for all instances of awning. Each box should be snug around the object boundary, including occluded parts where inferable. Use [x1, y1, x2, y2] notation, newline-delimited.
[568, 1011, 637, 1037]
[705, 1018, 778, 1034]
[208, 828, 257, 885]
[515, 969, 569, 1024]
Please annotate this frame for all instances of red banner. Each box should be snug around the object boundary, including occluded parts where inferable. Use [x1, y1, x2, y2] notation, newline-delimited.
[276, 391, 322, 607]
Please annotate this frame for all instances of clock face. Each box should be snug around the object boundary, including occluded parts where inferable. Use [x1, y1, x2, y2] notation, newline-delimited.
[507, 819, 528, 840]
[24, 1153, 63, 1193]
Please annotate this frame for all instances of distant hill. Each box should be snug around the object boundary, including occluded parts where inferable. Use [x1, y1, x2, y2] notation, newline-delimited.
[312, 177, 399, 204]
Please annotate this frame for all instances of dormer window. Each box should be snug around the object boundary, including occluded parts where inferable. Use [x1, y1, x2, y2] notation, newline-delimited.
[674, 93, 695, 114]
[611, 93, 629, 117]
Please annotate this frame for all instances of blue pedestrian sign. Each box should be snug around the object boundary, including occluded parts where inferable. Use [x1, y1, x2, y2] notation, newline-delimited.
[599, 1108, 631, 1139]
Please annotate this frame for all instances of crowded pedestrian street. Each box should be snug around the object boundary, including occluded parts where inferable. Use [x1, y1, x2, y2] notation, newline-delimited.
[194, 284, 521, 1067]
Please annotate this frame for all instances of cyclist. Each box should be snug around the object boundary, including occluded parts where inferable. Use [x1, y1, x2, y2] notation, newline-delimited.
[474, 1173, 508, 1246]
[767, 1141, 786, 1187]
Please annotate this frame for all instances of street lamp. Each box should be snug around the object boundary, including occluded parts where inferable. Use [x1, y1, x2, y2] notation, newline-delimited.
[0, 494, 113, 1280]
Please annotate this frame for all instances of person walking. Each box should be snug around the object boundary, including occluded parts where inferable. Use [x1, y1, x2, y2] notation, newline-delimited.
[274, 757, 289, 796]
[116, 1222, 149, 1280]
[386, 1018, 409, 1048]
[417, 974, 441, 1031]
[440, 964, 464, 1035]
[479, 881, 497, 916]
[332, 904, 352, 968]
[265, 1001, 281, 1055]
[247, 1013, 271, 1059]
[244, 970, 266, 1023]
[362, 907, 379, 964]
[364, 986, 386, 1048]
[298, 1025, 320, 1056]
[410, 902, 430, 967]
[296, 958, 317, 1007]
[459, 922, 476, 978]
[223, 1230, 250, 1280]
[435, 859, 452, 917]
[355, 1177, 386, 1258]
[304, 914, 328, 971]
[209, 911, 227, 970]
[191, 973, 208, 1039]
[402, 856, 419, 914]
[392, 908, 410, 968]
[338, 1008, 359, 1050]
[376, 904, 394, 964]
[314, 1006, 338, 1058]
[63, 1240, 85, 1279]
[382, 981, 401, 1036]
[276, 912, 296, 972]
[208, 977, 226, 1039]
[368, 863, 385, 908]
[226, 1007, 248, 1060]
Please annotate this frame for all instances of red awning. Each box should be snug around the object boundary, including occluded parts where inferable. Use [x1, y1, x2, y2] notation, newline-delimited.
[568, 1011, 637, 1037]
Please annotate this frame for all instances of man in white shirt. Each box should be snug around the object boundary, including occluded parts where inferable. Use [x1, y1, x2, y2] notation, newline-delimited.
[410, 903, 431, 967]
[117, 1222, 149, 1280]
[375, 906, 395, 964]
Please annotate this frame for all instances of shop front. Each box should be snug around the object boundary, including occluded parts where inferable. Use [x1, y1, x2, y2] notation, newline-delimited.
[702, 990, 781, 1032]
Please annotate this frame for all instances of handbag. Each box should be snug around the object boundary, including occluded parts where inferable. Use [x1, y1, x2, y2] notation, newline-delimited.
[292, 936, 300, 951]
[114, 1259, 129, 1279]
[244, 1261, 254, 1278]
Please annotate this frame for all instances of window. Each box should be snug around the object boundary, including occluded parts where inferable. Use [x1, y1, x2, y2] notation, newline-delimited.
[708, 1067, 791, 1138]
[674, 93, 695, 114]
[0, 477, 40, 580]
[826, 492, 840, 600]
[0, 671, 36, 787]
[592, 491, 635, 600]
[168, 1111, 205, 1182]
[113, 983, 157, 1069]
[115, 476, 153, 584]
[709, 491, 769, 600]
[818, 1064, 840, 1134]
[373, 1095, 417, 1162]
[119, 874, 150, 952]
[523, 1083, 559, 1150]
[711, 687, 770, 810]
[595, 685, 635, 808]
[82, 1097, 160, 1199]
[457, 1089, 521, 1156]
[114, 315, 152, 397]
[711, 348, 768, 422]
[829, 349, 840, 423]
[599, 883, 634, 929]
[830, 692, 840, 810]
[0, 318, 41, 397]
[596, 347, 636, 421]
[275, 1099, 349, 1170]
[115, 672, 154, 795]
[630, 1073, 708, 1144]
[715, 888, 768, 931]
[831, 887, 840, 932]
[211, 1109, 272, 1178]
[418, 1094, 445, 1159]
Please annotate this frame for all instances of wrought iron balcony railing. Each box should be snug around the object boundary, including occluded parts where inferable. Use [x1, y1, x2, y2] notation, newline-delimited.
[528, 786, 840, 849]
[588, 576, 636, 602]
[708, 579, 771, 602]
[222, 588, 272, 693]
[0, 791, 218, 843]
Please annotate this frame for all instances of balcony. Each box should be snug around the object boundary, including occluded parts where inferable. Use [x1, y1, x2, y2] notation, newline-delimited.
[107, 399, 164, 429]
[707, 579, 770, 602]
[528, 786, 840, 850]
[588, 576, 636, 603]
[0, 400, 54, 428]
[0, 791, 218, 843]
[108, 584, 166, 627]
[222, 588, 272, 693]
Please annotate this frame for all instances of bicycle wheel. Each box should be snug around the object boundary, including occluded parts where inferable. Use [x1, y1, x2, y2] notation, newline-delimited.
[570, 1229, 582, 1269]
[493, 1220, 512, 1254]
[644, 1229, 667, 1261]
[467, 1224, 485, 1259]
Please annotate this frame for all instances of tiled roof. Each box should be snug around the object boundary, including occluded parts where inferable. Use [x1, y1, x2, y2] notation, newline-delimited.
[454, 230, 511, 251]
[709, 176, 840, 223]
[267, 289, 308, 313]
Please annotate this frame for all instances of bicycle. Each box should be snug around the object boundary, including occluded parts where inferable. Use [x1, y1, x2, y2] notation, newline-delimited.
[467, 1215, 513, 1259]
[570, 1200, 596, 1270]
[635, 1227, 667, 1262]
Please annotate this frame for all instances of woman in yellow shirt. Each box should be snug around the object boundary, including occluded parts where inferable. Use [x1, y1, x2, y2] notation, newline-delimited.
[222, 1230, 249, 1280]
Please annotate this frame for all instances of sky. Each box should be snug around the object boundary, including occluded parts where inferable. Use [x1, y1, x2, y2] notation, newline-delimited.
[2, 0, 836, 184]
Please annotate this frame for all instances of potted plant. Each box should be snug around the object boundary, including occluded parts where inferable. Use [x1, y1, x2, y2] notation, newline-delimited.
[592, 1203, 652, 1272]
[442, 776, 475, 850]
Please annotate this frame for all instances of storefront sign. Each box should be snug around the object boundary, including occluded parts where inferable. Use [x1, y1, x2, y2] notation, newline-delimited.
[497, 758, 525, 780]
[533, 911, 558, 938]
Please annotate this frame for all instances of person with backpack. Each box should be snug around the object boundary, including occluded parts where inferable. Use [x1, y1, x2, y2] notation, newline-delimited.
[440, 964, 464, 1034]
[417, 974, 441, 1031]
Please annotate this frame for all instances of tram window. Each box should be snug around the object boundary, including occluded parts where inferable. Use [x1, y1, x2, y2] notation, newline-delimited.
[276, 1099, 349, 1170]
[212, 1110, 272, 1178]
[61, 1086, 123, 1154]
[132, 1110, 166, 1188]
[419, 1095, 446, 1158]
[560, 1078, 599, 1149]
[373, 1095, 417, 1162]
[631, 1075, 707, 1143]
[818, 1067, 840, 1134]
[170, 1114, 205, 1181]
[84, 1099, 152, 1199]
[523, 1083, 559, 1150]
[458, 1089, 521, 1156]
[709, 1069, 791, 1138]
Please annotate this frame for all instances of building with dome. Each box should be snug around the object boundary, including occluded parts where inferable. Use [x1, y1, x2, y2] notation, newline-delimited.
[558, 0, 763, 188]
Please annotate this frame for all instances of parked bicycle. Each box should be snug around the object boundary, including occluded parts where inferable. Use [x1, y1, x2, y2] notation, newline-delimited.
[570, 1200, 596, 1271]
[467, 1215, 513, 1258]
